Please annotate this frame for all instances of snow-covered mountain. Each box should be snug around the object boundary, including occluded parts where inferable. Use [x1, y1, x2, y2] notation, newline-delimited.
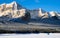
[38, 8, 49, 18]
[0, 1, 59, 19]
[49, 11, 57, 17]
[29, 8, 49, 19]
[0, 1, 60, 25]
[0, 1, 27, 18]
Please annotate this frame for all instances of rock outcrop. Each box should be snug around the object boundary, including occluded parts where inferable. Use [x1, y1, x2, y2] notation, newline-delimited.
[0, 1, 30, 20]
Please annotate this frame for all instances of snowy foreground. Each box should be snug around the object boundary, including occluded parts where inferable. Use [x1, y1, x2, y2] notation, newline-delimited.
[0, 33, 60, 38]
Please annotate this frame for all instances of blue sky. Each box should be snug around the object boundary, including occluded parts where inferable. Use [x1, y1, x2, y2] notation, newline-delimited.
[0, 0, 60, 12]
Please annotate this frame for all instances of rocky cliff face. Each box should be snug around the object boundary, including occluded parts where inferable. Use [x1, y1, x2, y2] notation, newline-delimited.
[0, 1, 27, 18]
[0, 1, 31, 23]
[38, 8, 49, 18]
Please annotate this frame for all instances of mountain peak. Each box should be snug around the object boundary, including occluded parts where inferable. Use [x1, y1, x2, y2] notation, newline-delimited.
[11, 1, 17, 4]
[0, 1, 26, 18]
[39, 8, 46, 13]
[49, 11, 57, 17]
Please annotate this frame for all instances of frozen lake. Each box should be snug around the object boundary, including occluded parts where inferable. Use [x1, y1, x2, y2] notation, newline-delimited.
[0, 33, 60, 38]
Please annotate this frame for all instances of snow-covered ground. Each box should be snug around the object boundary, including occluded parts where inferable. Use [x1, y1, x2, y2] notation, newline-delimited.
[0, 33, 60, 38]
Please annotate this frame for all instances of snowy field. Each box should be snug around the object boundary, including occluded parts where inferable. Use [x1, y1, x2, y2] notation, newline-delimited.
[0, 33, 60, 38]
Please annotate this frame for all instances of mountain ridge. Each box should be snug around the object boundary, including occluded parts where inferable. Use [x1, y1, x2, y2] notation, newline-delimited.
[0, 1, 60, 25]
